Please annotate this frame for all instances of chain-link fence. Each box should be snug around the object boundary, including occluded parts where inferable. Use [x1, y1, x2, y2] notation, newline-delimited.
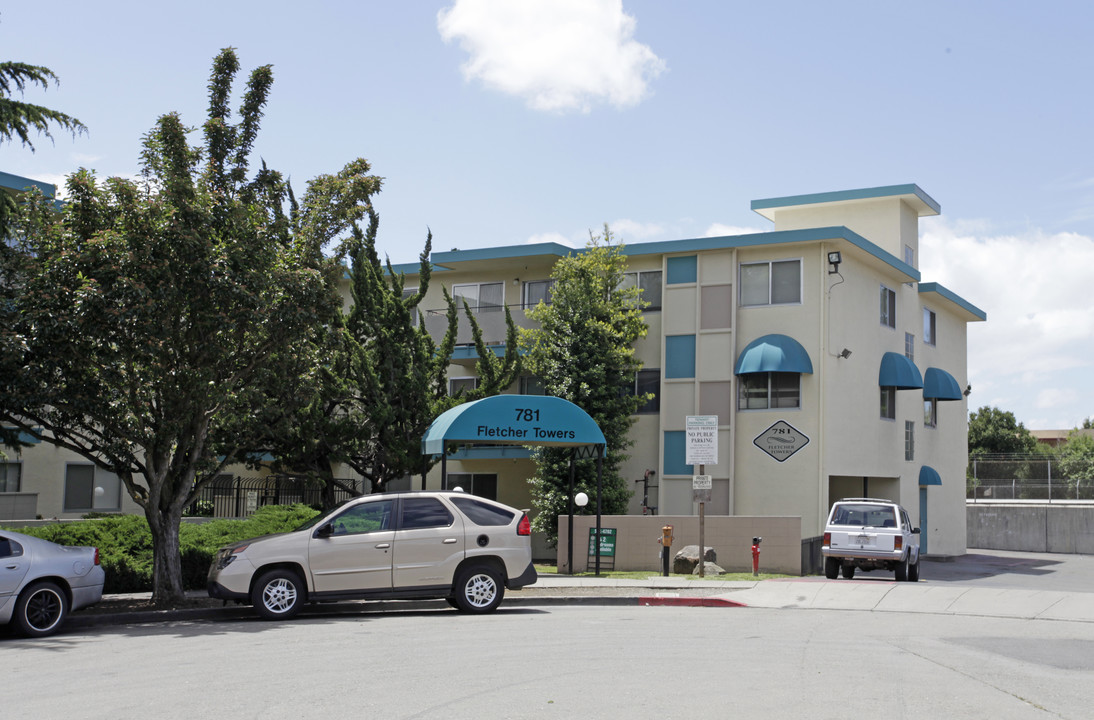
[967, 455, 1094, 501]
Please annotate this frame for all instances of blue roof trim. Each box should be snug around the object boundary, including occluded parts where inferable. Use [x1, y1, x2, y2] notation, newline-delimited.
[431, 242, 575, 265]
[450, 344, 509, 361]
[422, 395, 605, 455]
[2, 427, 43, 445]
[400, 227, 919, 283]
[879, 352, 923, 389]
[751, 184, 941, 217]
[919, 282, 987, 321]
[0, 170, 56, 197]
[923, 367, 963, 400]
[735, 334, 814, 375]
[919, 465, 942, 486]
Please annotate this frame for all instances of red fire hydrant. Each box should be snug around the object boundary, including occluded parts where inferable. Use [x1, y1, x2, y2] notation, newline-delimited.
[751, 536, 763, 577]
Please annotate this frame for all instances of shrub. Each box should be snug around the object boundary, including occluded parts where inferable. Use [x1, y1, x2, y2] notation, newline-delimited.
[2, 504, 321, 594]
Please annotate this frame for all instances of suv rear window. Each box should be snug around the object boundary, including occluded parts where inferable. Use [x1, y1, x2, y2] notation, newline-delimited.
[451, 497, 515, 526]
[830, 504, 897, 528]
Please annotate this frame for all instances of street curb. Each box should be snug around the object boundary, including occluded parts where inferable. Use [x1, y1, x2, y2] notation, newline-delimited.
[639, 596, 747, 607]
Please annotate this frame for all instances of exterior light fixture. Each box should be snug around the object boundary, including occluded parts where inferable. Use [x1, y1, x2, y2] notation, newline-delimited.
[839, 348, 852, 359]
[964, 384, 972, 397]
[827, 251, 842, 274]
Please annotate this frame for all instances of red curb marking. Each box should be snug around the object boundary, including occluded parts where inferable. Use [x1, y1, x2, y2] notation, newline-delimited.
[639, 597, 748, 608]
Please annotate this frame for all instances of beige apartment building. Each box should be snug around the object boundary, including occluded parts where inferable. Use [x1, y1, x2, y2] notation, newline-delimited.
[3, 174, 983, 561]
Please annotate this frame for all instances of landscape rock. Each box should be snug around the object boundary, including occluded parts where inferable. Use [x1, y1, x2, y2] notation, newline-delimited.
[672, 545, 717, 574]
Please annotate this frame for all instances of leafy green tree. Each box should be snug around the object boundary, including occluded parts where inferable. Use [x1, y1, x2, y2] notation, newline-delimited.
[0, 49, 362, 605]
[1082, 417, 1093, 430]
[520, 226, 647, 546]
[968, 406, 1040, 456]
[1, 58, 86, 235]
[1057, 432, 1094, 498]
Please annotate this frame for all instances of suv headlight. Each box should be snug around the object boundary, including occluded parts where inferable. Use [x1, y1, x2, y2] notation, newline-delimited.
[216, 545, 249, 570]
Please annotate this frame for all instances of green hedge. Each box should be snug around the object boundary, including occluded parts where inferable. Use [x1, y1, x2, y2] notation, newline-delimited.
[3, 504, 320, 594]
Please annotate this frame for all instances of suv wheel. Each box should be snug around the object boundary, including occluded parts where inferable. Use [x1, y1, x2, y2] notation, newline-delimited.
[252, 569, 305, 620]
[895, 557, 909, 582]
[824, 557, 840, 580]
[841, 564, 855, 580]
[15, 581, 69, 637]
[908, 558, 920, 582]
[453, 565, 504, 614]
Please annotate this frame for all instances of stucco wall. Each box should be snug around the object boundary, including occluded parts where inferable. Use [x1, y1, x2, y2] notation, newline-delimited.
[967, 502, 1094, 554]
[557, 514, 801, 575]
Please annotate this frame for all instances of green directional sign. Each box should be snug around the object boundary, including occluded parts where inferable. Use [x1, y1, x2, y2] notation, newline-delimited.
[588, 527, 617, 557]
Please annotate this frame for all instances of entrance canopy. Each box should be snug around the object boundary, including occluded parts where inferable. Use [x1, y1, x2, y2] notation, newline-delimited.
[422, 395, 606, 456]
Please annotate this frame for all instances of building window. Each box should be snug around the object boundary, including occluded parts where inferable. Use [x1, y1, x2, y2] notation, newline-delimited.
[880, 285, 896, 328]
[924, 399, 937, 428]
[452, 282, 504, 313]
[448, 377, 478, 396]
[740, 260, 801, 306]
[519, 376, 545, 395]
[624, 369, 661, 414]
[738, 372, 800, 410]
[445, 473, 498, 500]
[64, 464, 122, 512]
[0, 462, 21, 492]
[880, 387, 896, 420]
[904, 245, 914, 267]
[905, 333, 915, 361]
[621, 270, 662, 310]
[905, 421, 915, 461]
[522, 280, 554, 308]
[924, 308, 937, 346]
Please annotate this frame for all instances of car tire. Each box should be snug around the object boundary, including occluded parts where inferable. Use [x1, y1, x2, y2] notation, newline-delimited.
[252, 569, 305, 620]
[841, 564, 855, 580]
[824, 557, 840, 580]
[453, 564, 504, 614]
[908, 558, 920, 582]
[895, 557, 909, 582]
[14, 581, 69, 637]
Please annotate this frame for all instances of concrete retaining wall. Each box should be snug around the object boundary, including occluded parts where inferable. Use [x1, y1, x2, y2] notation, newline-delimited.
[557, 514, 802, 575]
[966, 501, 1094, 554]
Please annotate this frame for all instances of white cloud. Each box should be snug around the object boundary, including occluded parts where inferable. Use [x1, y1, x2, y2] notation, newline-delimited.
[437, 0, 666, 113]
[703, 223, 764, 238]
[920, 218, 1094, 428]
[610, 219, 664, 241]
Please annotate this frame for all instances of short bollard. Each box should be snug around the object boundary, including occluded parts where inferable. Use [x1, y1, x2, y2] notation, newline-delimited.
[658, 525, 674, 577]
[751, 536, 763, 577]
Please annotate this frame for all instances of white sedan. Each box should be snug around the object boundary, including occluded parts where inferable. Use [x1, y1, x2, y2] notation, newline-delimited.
[1, 530, 106, 637]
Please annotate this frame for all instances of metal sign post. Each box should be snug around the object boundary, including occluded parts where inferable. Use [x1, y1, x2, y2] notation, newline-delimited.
[686, 416, 718, 579]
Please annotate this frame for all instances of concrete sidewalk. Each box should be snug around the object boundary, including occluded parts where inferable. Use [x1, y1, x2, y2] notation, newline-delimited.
[65, 549, 1094, 628]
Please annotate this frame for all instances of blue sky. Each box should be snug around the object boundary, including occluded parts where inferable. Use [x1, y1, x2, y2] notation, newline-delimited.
[4, 1, 1093, 430]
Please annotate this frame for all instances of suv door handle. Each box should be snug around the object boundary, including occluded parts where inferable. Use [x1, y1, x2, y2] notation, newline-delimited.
[375, 543, 391, 549]
[442, 538, 458, 544]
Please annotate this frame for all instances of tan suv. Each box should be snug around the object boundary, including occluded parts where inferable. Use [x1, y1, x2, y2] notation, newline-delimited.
[207, 491, 537, 619]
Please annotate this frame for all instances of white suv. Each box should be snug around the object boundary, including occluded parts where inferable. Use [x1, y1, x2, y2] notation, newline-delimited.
[208, 491, 537, 619]
[822, 498, 921, 582]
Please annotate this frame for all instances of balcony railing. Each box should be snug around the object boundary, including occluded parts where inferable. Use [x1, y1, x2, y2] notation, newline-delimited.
[422, 302, 540, 349]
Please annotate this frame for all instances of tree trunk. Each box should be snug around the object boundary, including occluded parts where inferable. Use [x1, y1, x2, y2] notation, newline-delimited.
[146, 504, 186, 606]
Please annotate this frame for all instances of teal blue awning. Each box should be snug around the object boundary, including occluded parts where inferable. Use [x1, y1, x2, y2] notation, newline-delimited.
[923, 367, 963, 400]
[422, 395, 605, 456]
[734, 334, 814, 375]
[919, 465, 942, 486]
[879, 352, 923, 389]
